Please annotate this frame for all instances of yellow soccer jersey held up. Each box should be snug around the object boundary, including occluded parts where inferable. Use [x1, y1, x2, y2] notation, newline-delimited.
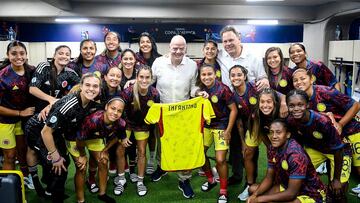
[145, 97, 215, 171]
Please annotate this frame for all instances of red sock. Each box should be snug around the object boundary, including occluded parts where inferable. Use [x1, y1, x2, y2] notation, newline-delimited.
[204, 170, 214, 183]
[219, 178, 227, 195]
[89, 170, 96, 184]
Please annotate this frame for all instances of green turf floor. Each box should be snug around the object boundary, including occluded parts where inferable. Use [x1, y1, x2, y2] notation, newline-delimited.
[25, 145, 360, 203]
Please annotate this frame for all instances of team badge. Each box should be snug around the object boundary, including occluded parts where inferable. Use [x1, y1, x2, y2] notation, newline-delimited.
[94, 71, 101, 78]
[216, 70, 221, 78]
[62, 80, 68, 88]
[311, 75, 316, 83]
[313, 131, 323, 139]
[147, 100, 154, 107]
[238, 104, 242, 109]
[12, 85, 19, 90]
[211, 95, 218, 103]
[2, 139, 9, 145]
[31, 77, 37, 83]
[281, 160, 289, 170]
[279, 79, 288, 87]
[317, 103, 326, 112]
[249, 97, 257, 105]
[50, 116, 57, 123]
[272, 157, 276, 163]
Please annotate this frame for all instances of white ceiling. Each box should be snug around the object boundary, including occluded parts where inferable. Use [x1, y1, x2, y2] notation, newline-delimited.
[0, 0, 359, 24]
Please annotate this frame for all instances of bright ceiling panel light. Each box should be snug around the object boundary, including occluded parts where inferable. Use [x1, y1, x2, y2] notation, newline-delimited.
[55, 18, 90, 23]
[247, 20, 279, 25]
[246, 0, 284, 2]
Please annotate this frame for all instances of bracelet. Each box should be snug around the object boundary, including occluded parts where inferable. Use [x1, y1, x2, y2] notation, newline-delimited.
[52, 155, 62, 164]
[48, 149, 57, 155]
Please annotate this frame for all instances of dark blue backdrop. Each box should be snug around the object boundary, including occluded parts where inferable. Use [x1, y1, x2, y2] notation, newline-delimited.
[0, 22, 303, 43]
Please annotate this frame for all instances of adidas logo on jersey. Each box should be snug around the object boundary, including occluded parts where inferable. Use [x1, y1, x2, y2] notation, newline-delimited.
[12, 85, 19, 90]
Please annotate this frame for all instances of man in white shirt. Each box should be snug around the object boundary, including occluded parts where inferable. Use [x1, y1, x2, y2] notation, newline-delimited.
[217, 26, 269, 201]
[151, 35, 202, 199]
[217, 25, 269, 90]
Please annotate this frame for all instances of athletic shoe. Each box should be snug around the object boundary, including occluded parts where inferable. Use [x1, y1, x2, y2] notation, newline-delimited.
[201, 180, 217, 192]
[113, 175, 127, 186]
[316, 162, 327, 174]
[358, 193, 360, 198]
[113, 184, 125, 196]
[86, 180, 99, 194]
[238, 185, 249, 201]
[151, 167, 168, 182]
[24, 175, 35, 190]
[146, 161, 155, 175]
[137, 182, 148, 196]
[352, 184, 360, 194]
[218, 194, 228, 203]
[130, 173, 138, 183]
[178, 179, 195, 199]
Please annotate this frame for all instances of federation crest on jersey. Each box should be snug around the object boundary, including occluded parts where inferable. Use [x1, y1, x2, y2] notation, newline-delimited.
[50, 116, 58, 123]
[313, 131, 323, 139]
[279, 79, 288, 87]
[2, 139, 9, 145]
[12, 85, 19, 90]
[281, 160, 289, 170]
[31, 77, 37, 83]
[147, 100, 154, 107]
[211, 95, 218, 103]
[317, 103, 326, 112]
[62, 80, 68, 88]
[272, 157, 276, 163]
[216, 70, 221, 78]
[311, 75, 317, 83]
[249, 97, 257, 105]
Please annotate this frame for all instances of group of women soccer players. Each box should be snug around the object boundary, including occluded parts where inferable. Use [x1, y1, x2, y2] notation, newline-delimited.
[0, 29, 359, 203]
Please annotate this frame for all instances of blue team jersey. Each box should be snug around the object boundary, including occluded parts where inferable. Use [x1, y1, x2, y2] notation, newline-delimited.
[202, 80, 234, 129]
[67, 58, 108, 77]
[287, 110, 348, 155]
[267, 139, 326, 202]
[0, 64, 34, 123]
[78, 110, 126, 141]
[294, 60, 337, 87]
[95, 52, 122, 73]
[233, 81, 258, 129]
[308, 85, 360, 136]
[121, 85, 160, 131]
[268, 66, 294, 95]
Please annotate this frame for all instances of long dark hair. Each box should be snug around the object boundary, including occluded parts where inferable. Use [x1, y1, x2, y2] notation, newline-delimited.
[138, 32, 161, 66]
[0, 40, 33, 80]
[49, 45, 71, 96]
[264, 47, 284, 86]
[75, 39, 96, 69]
[249, 88, 280, 142]
[102, 31, 122, 54]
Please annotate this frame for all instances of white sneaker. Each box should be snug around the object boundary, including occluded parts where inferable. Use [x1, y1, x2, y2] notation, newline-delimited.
[146, 161, 155, 175]
[130, 173, 138, 183]
[238, 185, 250, 201]
[137, 182, 147, 196]
[113, 175, 126, 186]
[352, 184, 360, 194]
[316, 162, 327, 174]
[24, 175, 35, 190]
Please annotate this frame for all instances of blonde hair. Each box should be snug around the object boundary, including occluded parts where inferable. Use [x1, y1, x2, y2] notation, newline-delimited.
[132, 65, 152, 111]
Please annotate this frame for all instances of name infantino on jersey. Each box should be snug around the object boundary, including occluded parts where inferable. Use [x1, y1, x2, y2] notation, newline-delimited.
[168, 103, 197, 111]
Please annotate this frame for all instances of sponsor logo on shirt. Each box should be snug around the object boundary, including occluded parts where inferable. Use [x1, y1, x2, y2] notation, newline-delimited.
[249, 97, 257, 105]
[279, 79, 288, 87]
[45, 80, 50, 85]
[12, 85, 19, 90]
[31, 77, 37, 83]
[313, 131, 323, 139]
[211, 95, 218, 103]
[281, 160, 288, 170]
[50, 116, 57, 123]
[317, 103, 326, 112]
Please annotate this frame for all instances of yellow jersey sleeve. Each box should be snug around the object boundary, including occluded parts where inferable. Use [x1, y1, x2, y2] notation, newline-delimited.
[144, 103, 161, 125]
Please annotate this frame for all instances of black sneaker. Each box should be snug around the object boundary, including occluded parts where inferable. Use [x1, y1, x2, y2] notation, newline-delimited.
[150, 167, 168, 182]
[178, 179, 194, 199]
[201, 180, 217, 192]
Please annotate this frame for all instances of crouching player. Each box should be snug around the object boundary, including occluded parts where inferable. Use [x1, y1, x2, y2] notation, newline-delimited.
[247, 120, 326, 203]
[75, 97, 126, 203]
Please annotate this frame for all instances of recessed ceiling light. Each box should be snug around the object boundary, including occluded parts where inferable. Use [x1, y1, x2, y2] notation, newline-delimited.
[247, 20, 279, 25]
[55, 18, 90, 23]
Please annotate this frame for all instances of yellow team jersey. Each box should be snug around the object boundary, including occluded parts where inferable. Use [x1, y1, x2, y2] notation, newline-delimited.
[145, 97, 215, 171]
